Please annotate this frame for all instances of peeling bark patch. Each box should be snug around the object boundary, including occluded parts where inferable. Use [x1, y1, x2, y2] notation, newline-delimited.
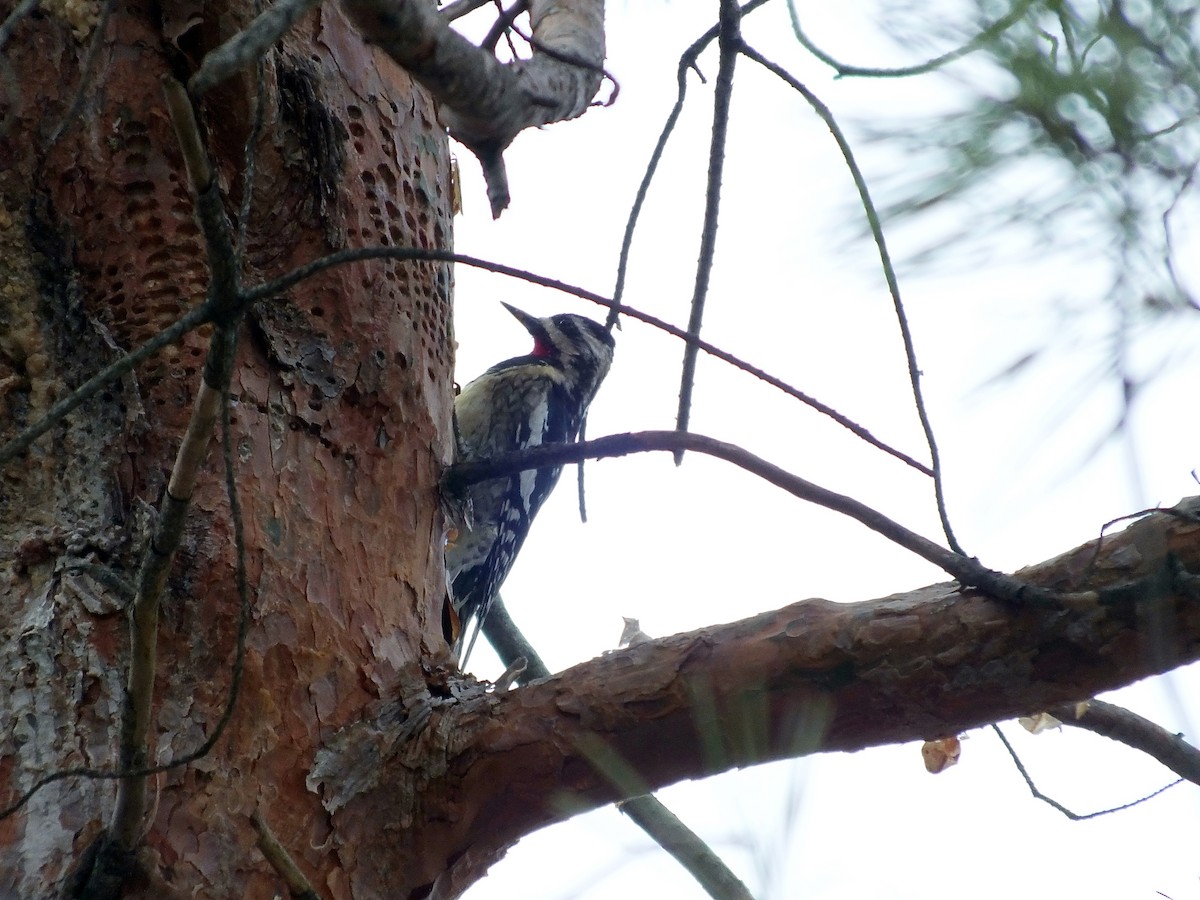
[251, 299, 346, 400]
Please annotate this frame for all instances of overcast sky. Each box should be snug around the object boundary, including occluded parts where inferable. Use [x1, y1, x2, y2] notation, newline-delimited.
[447, 3, 1200, 898]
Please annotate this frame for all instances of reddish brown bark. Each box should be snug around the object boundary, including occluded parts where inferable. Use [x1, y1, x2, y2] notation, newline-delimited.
[314, 499, 1200, 897]
[0, 0, 453, 895]
[3, 2, 1200, 899]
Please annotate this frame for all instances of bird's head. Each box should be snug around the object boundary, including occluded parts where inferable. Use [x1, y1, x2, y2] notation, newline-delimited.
[502, 302, 615, 401]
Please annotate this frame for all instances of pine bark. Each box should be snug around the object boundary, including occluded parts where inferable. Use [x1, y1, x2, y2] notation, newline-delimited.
[3, 2, 1200, 899]
[0, 0, 454, 895]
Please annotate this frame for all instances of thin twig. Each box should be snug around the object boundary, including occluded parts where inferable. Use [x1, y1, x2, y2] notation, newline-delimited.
[5, 243, 925, 475]
[444, 429, 1058, 607]
[674, 0, 740, 464]
[481, 0, 528, 55]
[575, 413, 589, 522]
[993, 724, 1182, 820]
[247, 245, 932, 475]
[1073, 505, 1167, 589]
[107, 332, 237, 844]
[251, 811, 323, 900]
[741, 44, 964, 554]
[477, 0, 520, 55]
[188, 0, 323, 96]
[618, 798, 755, 900]
[1162, 163, 1200, 310]
[498, 13, 617, 105]
[786, 0, 1036, 79]
[609, 0, 774, 330]
[1050, 699, 1200, 787]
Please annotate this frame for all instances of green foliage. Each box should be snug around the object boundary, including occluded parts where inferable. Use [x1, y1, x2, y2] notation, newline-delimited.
[873, 0, 1199, 311]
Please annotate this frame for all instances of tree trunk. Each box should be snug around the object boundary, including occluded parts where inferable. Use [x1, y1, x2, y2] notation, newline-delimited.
[0, 0, 454, 895]
[4, 2, 1200, 899]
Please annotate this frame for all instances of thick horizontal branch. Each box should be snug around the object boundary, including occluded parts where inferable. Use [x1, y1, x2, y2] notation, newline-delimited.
[317, 496, 1200, 896]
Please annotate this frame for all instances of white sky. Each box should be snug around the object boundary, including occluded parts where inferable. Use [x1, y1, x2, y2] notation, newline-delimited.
[448, 3, 1200, 898]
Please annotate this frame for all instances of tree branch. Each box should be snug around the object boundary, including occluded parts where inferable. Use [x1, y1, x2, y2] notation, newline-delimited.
[1049, 699, 1200, 787]
[248, 244, 932, 474]
[617, 799, 754, 900]
[739, 44, 964, 555]
[317, 495, 1200, 895]
[339, 0, 605, 215]
[674, 0, 739, 462]
[443, 429, 1061, 606]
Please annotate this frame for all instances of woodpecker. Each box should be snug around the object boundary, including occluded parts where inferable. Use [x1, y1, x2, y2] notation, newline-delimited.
[446, 303, 615, 665]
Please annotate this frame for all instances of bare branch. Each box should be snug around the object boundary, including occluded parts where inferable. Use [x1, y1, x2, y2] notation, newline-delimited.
[440, 0, 495, 21]
[1050, 699, 1200, 787]
[248, 245, 932, 474]
[443, 429, 1061, 606]
[326, 499, 1200, 894]
[617, 799, 755, 900]
[1, 394, 254, 824]
[786, 0, 1037, 79]
[479, 595, 551, 680]
[480, 599, 756, 900]
[609, 0, 772, 325]
[481, 0, 528, 54]
[106, 77, 247, 863]
[675, 0, 739, 464]
[993, 724, 1182, 820]
[740, 44, 964, 555]
[339, 0, 605, 215]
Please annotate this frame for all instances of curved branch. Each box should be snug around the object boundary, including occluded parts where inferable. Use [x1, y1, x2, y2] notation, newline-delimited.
[785, 0, 1037, 79]
[248, 245, 932, 474]
[443, 429, 1058, 606]
[993, 724, 1182, 820]
[610, 0, 774, 330]
[740, 46, 963, 554]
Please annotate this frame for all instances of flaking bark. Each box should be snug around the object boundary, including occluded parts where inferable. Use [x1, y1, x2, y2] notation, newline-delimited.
[313, 499, 1200, 898]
